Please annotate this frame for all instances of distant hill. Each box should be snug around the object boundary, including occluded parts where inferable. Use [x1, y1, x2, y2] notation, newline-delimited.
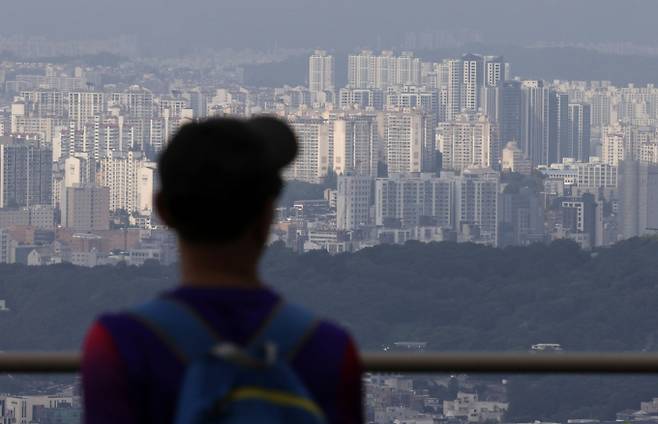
[243, 44, 658, 87]
[3, 238, 658, 419]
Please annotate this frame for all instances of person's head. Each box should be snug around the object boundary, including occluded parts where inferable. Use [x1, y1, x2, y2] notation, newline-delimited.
[156, 116, 297, 263]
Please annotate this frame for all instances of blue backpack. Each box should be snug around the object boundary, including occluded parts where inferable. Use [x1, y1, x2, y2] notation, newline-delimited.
[132, 298, 327, 424]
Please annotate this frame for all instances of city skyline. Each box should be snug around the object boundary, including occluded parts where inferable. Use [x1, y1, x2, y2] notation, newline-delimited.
[4, 4, 658, 421]
[3, 46, 658, 259]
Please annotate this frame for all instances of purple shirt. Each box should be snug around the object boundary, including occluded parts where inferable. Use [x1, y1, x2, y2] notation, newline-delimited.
[82, 286, 363, 423]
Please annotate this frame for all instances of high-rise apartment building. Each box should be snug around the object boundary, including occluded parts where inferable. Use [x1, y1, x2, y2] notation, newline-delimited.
[385, 86, 439, 115]
[137, 165, 156, 215]
[336, 175, 373, 230]
[461, 54, 484, 113]
[68, 92, 105, 127]
[81, 117, 121, 160]
[97, 151, 155, 213]
[619, 159, 658, 238]
[501, 141, 532, 175]
[574, 158, 617, 189]
[332, 114, 379, 177]
[567, 103, 592, 162]
[286, 117, 330, 183]
[19, 90, 68, 117]
[498, 80, 523, 146]
[520, 80, 552, 166]
[347, 50, 421, 89]
[443, 59, 463, 121]
[110, 87, 155, 120]
[0, 137, 52, 208]
[309, 50, 335, 93]
[437, 113, 500, 172]
[601, 126, 626, 166]
[640, 142, 658, 164]
[384, 111, 427, 174]
[63, 153, 94, 187]
[591, 92, 612, 128]
[375, 173, 454, 228]
[338, 87, 384, 110]
[455, 168, 500, 246]
[484, 56, 506, 88]
[500, 187, 544, 247]
[0, 229, 10, 264]
[347, 50, 374, 89]
[61, 184, 110, 232]
[550, 92, 570, 164]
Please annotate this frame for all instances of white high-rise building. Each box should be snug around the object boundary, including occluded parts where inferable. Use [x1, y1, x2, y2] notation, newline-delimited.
[436, 113, 500, 172]
[445, 59, 463, 121]
[484, 56, 506, 88]
[338, 87, 384, 110]
[286, 117, 330, 183]
[601, 125, 626, 166]
[81, 117, 121, 160]
[332, 114, 379, 177]
[10, 99, 64, 145]
[110, 86, 154, 120]
[623, 125, 657, 160]
[337, 175, 373, 231]
[309, 50, 335, 93]
[461, 54, 484, 113]
[59, 153, 95, 212]
[97, 151, 155, 213]
[19, 90, 67, 117]
[640, 142, 658, 164]
[68, 92, 105, 127]
[385, 86, 439, 115]
[137, 164, 156, 215]
[347, 50, 374, 89]
[501, 141, 532, 175]
[384, 111, 426, 174]
[62, 154, 94, 188]
[347, 50, 421, 89]
[573, 158, 617, 189]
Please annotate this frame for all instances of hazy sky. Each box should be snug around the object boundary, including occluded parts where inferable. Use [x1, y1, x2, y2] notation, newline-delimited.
[4, 0, 658, 51]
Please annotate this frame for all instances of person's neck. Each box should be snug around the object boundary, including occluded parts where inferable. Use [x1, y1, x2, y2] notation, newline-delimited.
[179, 241, 262, 289]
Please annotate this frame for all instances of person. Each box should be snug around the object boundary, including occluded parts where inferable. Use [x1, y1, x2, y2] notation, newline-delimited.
[81, 117, 363, 424]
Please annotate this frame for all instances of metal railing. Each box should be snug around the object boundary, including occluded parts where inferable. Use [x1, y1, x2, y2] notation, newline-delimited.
[5, 352, 658, 374]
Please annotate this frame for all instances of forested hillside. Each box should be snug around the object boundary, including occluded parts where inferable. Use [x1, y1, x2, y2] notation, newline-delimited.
[2, 238, 658, 419]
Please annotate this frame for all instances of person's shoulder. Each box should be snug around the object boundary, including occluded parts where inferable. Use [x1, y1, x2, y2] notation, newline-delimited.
[314, 318, 355, 346]
[284, 300, 356, 346]
[84, 309, 153, 355]
[92, 310, 144, 336]
[293, 305, 359, 363]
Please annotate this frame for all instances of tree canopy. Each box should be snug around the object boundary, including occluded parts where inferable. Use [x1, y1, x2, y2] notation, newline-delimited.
[2, 238, 658, 419]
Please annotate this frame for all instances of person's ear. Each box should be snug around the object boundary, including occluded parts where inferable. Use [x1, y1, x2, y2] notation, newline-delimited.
[155, 192, 175, 228]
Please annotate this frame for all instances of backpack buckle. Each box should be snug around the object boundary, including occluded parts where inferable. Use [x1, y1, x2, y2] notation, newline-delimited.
[264, 342, 278, 365]
[211, 342, 279, 368]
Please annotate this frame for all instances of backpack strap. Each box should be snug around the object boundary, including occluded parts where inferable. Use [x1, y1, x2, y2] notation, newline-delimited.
[248, 302, 318, 361]
[130, 298, 220, 363]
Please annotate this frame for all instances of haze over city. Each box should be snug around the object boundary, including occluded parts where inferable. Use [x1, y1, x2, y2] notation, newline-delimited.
[4, 0, 658, 50]
[3, 1, 658, 424]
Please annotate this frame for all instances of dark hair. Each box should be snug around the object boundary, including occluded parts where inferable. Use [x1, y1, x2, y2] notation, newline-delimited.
[157, 117, 296, 244]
